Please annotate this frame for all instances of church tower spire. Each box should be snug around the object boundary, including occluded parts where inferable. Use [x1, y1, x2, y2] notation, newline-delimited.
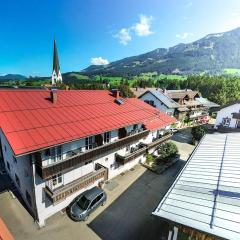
[52, 38, 62, 85]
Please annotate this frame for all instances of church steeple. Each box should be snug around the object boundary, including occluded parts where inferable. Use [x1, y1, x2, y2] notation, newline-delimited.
[52, 38, 62, 85]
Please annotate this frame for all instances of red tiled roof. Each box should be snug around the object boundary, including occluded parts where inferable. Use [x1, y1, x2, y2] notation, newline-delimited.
[0, 218, 14, 240]
[0, 90, 176, 155]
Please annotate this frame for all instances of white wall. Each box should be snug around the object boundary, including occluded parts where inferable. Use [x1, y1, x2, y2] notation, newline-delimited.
[139, 92, 175, 116]
[0, 129, 36, 216]
[215, 104, 240, 128]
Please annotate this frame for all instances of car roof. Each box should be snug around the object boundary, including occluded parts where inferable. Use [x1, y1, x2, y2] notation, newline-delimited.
[83, 187, 104, 200]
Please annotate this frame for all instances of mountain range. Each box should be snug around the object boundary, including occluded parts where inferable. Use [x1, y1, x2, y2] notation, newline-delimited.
[82, 27, 240, 76]
[0, 74, 26, 81]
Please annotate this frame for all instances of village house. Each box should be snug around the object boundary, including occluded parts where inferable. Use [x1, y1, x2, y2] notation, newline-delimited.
[138, 89, 217, 125]
[0, 88, 175, 226]
[214, 100, 240, 130]
[152, 133, 240, 240]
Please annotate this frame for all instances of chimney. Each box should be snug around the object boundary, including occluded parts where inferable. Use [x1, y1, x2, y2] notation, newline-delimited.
[112, 89, 120, 98]
[50, 89, 58, 103]
[163, 88, 167, 94]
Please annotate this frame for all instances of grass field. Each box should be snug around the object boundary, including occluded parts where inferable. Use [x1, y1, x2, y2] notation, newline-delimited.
[224, 68, 240, 75]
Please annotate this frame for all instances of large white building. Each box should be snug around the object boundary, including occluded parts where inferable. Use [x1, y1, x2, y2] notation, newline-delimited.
[215, 101, 240, 129]
[0, 89, 175, 226]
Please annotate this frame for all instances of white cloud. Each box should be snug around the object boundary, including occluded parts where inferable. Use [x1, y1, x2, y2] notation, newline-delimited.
[114, 15, 154, 45]
[176, 32, 192, 39]
[133, 15, 153, 37]
[91, 57, 109, 65]
[115, 28, 132, 45]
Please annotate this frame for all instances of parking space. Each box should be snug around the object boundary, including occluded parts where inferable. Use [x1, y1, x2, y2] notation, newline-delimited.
[0, 132, 195, 240]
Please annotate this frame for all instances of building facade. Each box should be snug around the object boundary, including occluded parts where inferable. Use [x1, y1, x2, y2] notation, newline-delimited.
[214, 101, 240, 129]
[139, 89, 212, 124]
[0, 89, 175, 226]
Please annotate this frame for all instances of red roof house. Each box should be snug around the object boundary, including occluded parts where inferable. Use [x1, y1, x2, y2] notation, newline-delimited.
[0, 90, 176, 156]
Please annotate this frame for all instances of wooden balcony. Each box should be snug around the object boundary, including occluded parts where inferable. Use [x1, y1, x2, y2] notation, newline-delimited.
[35, 130, 149, 179]
[45, 165, 108, 204]
[148, 133, 172, 149]
[116, 134, 172, 165]
[115, 145, 148, 165]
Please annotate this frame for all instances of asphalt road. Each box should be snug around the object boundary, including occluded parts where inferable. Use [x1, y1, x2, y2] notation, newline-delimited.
[89, 160, 185, 240]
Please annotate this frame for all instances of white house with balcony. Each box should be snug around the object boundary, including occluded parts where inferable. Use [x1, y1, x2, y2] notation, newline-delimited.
[0, 89, 175, 226]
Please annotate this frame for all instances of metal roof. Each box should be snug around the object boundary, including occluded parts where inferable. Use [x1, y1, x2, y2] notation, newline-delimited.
[152, 133, 240, 240]
[0, 90, 176, 156]
[196, 97, 220, 108]
[139, 90, 180, 109]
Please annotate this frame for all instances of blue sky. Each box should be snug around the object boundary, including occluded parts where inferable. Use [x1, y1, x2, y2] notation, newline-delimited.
[1, 0, 240, 76]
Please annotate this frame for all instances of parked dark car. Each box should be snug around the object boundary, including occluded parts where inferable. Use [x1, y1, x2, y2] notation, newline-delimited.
[68, 186, 107, 221]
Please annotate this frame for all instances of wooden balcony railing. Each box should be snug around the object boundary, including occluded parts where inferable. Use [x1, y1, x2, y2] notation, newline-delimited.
[116, 133, 172, 165]
[115, 145, 148, 165]
[148, 133, 172, 149]
[45, 165, 108, 204]
[35, 130, 149, 179]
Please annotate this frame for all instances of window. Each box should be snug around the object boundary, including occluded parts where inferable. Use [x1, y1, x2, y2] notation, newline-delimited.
[96, 193, 103, 202]
[52, 173, 63, 187]
[15, 174, 20, 188]
[26, 191, 32, 207]
[85, 136, 93, 150]
[56, 145, 62, 161]
[47, 146, 62, 164]
[90, 198, 98, 208]
[133, 124, 138, 131]
[7, 162, 10, 171]
[13, 156, 17, 164]
[104, 132, 111, 143]
[45, 149, 50, 157]
[144, 100, 155, 107]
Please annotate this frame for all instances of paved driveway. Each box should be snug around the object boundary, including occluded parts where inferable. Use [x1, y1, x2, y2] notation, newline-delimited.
[0, 133, 195, 240]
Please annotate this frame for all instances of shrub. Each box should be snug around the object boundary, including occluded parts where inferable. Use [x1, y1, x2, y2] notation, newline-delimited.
[146, 154, 154, 164]
[191, 126, 206, 141]
[158, 142, 178, 160]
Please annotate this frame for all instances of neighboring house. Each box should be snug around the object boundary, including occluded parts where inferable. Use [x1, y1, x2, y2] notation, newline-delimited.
[214, 101, 240, 129]
[153, 133, 240, 240]
[0, 89, 175, 226]
[131, 87, 160, 98]
[138, 90, 179, 116]
[139, 89, 214, 124]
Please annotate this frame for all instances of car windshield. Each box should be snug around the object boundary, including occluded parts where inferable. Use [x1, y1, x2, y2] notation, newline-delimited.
[77, 195, 90, 210]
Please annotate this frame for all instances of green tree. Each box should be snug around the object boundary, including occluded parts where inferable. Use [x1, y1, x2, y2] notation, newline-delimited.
[158, 142, 178, 160]
[191, 126, 206, 141]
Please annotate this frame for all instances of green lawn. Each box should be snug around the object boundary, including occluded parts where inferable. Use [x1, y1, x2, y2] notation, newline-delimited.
[224, 68, 240, 75]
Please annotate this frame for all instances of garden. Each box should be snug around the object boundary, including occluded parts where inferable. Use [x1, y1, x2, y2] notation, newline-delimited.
[143, 141, 179, 174]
